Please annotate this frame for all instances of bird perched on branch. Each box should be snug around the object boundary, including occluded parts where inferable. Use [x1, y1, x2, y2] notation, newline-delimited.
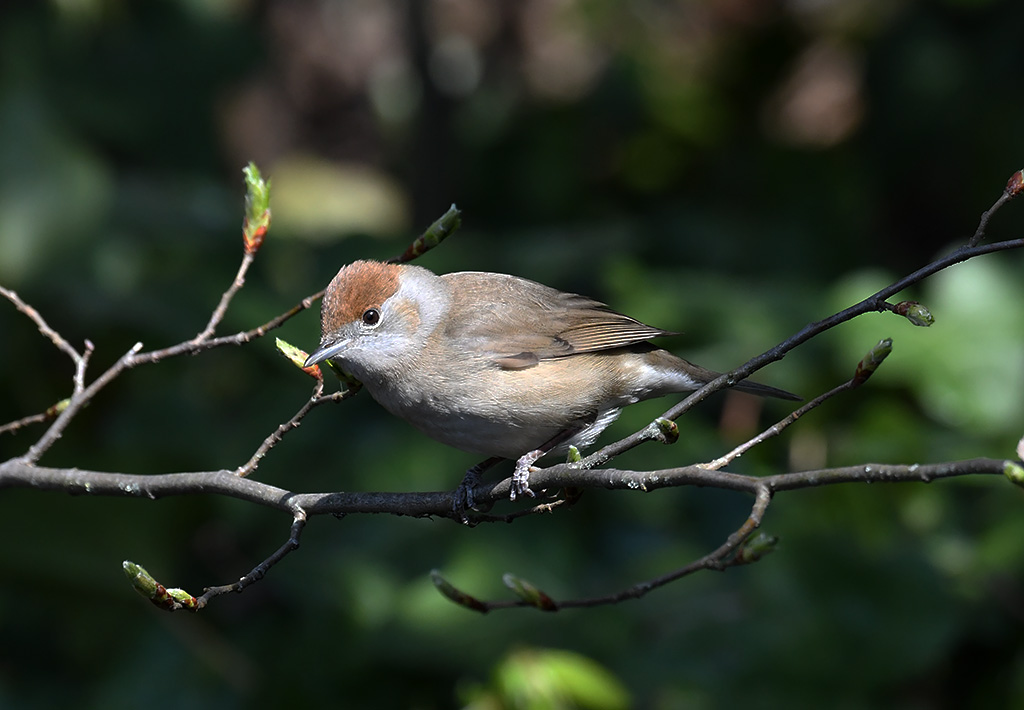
[305, 260, 797, 513]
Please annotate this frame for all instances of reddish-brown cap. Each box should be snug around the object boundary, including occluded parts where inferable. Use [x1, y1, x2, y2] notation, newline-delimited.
[322, 260, 401, 333]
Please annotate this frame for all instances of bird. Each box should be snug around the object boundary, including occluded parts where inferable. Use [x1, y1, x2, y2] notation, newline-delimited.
[304, 259, 798, 514]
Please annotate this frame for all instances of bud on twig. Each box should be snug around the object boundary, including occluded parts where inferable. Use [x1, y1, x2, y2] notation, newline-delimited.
[275, 338, 310, 368]
[45, 398, 71, 418]
[1004, 169, 1024, 199]
[430, 569, 488, 613]
[275, 338, 319, 378]
[735, 532, 778, 564]
[242, 162, 271, 254]
[503, 573, 558, 611]
[653, 417, 679, 445]
[277, 337, 362, 392]
[893, 301, 934, 327]
[1006, 436, 1024, 489]
[122, 561, 199, 611]
[1004, 461, 1024, 489]
[854, 338, 893, 383]
[390, 204, 462, 264]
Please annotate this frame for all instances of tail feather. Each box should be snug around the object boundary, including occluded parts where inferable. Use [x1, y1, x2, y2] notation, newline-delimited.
[732, 379, 802, 401]
[673, 354, 801, 401]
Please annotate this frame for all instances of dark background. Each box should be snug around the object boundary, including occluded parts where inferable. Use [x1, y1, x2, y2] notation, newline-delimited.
[1, 1, 1023, 708]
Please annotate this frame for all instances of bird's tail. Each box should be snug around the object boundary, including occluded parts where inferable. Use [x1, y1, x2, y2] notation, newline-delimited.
[676, 355, 801, 401]
[730, 378, 801, 401]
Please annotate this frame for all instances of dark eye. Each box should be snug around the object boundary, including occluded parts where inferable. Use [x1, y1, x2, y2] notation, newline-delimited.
[361, 308, 381, 326]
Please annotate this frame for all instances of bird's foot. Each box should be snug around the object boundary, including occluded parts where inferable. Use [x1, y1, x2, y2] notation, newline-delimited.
[453, 457, 501, 524]
[510, 449, 543, 501]
[452, 470, 479, 523]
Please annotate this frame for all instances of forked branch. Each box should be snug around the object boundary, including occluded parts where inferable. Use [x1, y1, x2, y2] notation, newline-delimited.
[0, 166, 1021, 613]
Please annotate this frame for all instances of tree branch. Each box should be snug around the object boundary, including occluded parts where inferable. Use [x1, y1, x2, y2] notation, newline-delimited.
[578, 173, 1023, 471]
[2, 166, 1022, 612]
[0, 456, 1012, 518]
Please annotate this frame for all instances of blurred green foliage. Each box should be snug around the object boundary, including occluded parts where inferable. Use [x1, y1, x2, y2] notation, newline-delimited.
[1, 1, 1024, 708]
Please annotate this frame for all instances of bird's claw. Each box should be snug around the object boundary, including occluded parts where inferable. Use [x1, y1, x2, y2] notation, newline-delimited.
[453, 468, 481, 524]
[511, 449, 543, 501]
[453, 458, 501, 524]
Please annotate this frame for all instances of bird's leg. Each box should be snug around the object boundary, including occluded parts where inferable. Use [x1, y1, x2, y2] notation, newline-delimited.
[454, 456, 503, 522]
[510, 450, 544, 500]
[510, 424, 587, 501]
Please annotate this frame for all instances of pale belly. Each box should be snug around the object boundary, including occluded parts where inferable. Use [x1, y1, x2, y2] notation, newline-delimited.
[352, 350, 653, 460]
[394, 406, 622, 460]
[362, 375, 624, 460]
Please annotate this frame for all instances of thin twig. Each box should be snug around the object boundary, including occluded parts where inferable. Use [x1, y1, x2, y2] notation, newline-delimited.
[703, 378, 858, 471]
[970, 193, 1013, 248]
[557, 484, 774, 609]
[192, 252, 256, 343]
[18, 342, 143, 464]
[126, 510, 309, 612]
[236, 382, 355, 477]
[129, 289, 325, 367]
[462, 485, 774, 611]
[0, 285, 82, 364]
[0, 410, 54, 436]
[74, 340, 95, 395]
[702, 334, 892, 470]
[969, 169, 1023, 247]
[194, 511, 307, 610]
[581, 233, 1024, 470]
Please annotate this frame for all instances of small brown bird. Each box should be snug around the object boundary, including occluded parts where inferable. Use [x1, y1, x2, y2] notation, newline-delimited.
[305, 260, 797, 510]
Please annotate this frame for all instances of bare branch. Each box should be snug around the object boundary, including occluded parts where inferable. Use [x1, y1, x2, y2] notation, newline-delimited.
[127, 289, 325, 368]
[0, 399, 69, 436]
[2, 169, 1023, 612]
[437, 485, 776, 612]
[0, 285, 83, 364]
[124, 512, 306, 612]
[19, 342, 143, 464]
[192, 251, 256, 343]
[193, 512, 307, 610]
[554, 484, 775, 610]
[703, 338, 893, 471]
[0, 456, 1011, 519]
[968, 168, 1024, 247]
[581, 173, 1024, 470]
[236, 380, 357, 477]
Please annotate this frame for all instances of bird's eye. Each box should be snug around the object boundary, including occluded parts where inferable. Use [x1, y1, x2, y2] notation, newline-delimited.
[361, 308, 381, 327]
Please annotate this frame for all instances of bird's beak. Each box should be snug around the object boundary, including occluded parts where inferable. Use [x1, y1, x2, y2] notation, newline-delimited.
[303, 338, 350, 368]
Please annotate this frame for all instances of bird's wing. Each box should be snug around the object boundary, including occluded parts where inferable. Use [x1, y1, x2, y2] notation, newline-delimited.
[441, 272, 675, 370]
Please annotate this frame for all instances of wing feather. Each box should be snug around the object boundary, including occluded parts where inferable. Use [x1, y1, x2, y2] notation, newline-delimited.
[441, 272, 676, 368]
